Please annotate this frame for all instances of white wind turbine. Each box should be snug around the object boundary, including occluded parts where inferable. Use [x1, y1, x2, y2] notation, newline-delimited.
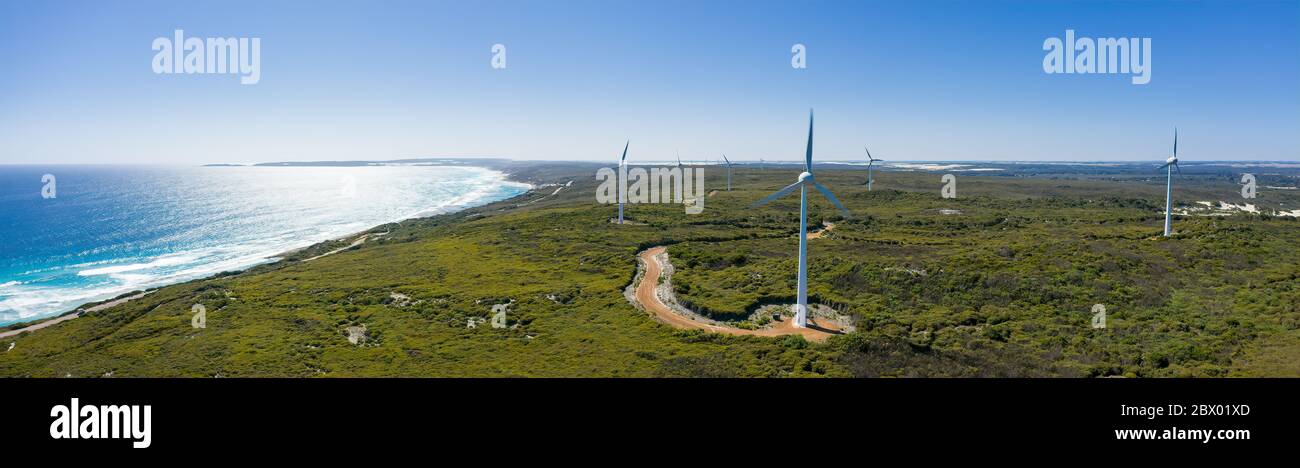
[751, 110, 851, 328]
[864, 147, 883, 191]
[618, 140, 629, 224]
[721, 154, 732, 190]
[1159, 128, 1182, 237]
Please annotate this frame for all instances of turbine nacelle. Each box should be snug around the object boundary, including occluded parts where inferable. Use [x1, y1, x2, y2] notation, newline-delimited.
[798, 171, 813, 182]
[865, 147, 882, 163]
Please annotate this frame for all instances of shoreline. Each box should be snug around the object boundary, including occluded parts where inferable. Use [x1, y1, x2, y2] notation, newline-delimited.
[1, 292, 152, 340]
[0, 166, 537, 335]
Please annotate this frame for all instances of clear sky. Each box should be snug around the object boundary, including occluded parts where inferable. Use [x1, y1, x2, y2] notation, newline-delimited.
[1, 0, 1297, 164]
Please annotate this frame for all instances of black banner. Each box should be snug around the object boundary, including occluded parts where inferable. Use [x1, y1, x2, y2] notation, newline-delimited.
[2, 378, 1294, 455]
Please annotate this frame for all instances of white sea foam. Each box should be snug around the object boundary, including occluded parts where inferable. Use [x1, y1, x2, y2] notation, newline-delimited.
[77, 254, 199, 276]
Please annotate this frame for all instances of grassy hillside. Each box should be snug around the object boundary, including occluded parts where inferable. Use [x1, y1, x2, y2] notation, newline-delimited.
[2, 163, 1297, 377]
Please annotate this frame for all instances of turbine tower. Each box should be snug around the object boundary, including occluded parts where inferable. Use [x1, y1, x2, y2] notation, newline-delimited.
[618, 140, 629, 224]
[722, 154, 732, 190]
[1160, 128, 1181, 236]
[751, 110, 851, 328]
[865, 147, 883, 191]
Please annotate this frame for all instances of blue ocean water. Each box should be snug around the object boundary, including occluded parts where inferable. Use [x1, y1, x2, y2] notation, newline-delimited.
[0, 165, 529, 326]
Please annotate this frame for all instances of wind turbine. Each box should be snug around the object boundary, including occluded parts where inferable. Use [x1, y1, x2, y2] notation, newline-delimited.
[721, 154, 732, 190]
[618, 140, 629, 224]
[864, 147, 883, 191]
[750, 110, 850, 328]
[1159, 128, 1182, 237]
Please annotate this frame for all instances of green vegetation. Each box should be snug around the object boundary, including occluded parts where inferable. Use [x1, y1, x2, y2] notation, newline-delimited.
[1, 162, 1297, 377]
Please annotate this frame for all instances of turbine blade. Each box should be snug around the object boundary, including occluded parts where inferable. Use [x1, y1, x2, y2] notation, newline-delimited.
[805, 110, 814, 173]
[722, 154, 730, 166]
[1173, 128, 1178, 158]
[812, 181, 851, 217]
[1175, 162, 1184, 177]
[750, 181, 802, 208]
[620, 140, 629, 163]
[864, 147, 872, 162]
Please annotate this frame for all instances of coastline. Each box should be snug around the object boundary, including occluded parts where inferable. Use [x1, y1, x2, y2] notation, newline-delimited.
[0, 292, 151, 339]
[0, 166, 536, 336]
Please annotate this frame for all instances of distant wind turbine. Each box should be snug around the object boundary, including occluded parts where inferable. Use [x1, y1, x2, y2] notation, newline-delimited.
[750, 109, 850, 328]
[1159, 128, 1182, 237]
[618, 140, 629, 224]
[864, 147, 883, 191]
[721, 154, 732, 190]
[676, 151, 683, 169]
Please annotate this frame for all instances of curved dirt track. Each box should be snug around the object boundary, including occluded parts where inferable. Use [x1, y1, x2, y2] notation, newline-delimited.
[806, 222, 835, 239]
[634, 247, 841, 342]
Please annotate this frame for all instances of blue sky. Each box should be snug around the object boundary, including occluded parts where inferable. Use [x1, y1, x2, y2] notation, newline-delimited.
[1, 0, 1297, 164]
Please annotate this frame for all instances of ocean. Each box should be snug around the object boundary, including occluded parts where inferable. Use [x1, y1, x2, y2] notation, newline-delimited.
[0, 165, 530, 326]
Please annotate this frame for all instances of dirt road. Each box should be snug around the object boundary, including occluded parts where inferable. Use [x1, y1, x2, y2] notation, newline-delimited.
[806, 222, 835, 239]
[634, 247, 840, 342]
[303, 233, 381, 262]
